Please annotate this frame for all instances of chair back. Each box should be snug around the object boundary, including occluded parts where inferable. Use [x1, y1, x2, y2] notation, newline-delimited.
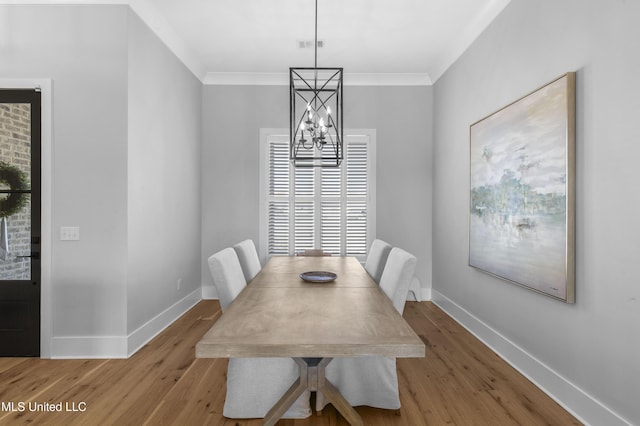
[364, 239, 392, 283]
[379, 247, 417, 314]
[233, 239, 262, 283]
[207, 248, 247, 311]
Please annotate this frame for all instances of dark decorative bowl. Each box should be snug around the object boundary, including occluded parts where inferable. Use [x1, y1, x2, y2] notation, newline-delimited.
[299, 271, 337, 283]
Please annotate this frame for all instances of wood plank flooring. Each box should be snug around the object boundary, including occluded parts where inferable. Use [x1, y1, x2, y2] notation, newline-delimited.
[0, 301, 581, 425]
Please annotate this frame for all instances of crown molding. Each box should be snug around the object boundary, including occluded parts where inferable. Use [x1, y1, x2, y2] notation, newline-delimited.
[345, 73, 432, 86]
[204, 72, 432, 86]
[203, 72, 288, 86]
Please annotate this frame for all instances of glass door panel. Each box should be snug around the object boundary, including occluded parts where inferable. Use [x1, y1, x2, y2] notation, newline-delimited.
[0, 102, 32, 280]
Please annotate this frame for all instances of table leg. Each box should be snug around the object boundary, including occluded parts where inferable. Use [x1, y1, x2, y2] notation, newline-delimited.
[315, 358, 364, 426]
[263, 366, 308, 426]
[263, 357, 363, 426]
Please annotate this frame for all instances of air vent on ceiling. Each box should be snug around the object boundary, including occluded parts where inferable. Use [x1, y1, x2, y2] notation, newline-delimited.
[297, 40, 324, 49]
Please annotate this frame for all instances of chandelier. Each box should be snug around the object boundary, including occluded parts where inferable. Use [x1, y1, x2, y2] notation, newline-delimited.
[290, 0, 343, 167]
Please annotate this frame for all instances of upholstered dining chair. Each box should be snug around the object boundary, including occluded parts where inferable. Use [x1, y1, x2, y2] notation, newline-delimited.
[378, 247, 417, 314]
[233, 239, 262, 283]
[364, 239, 392, 283]
[207, 248, 311, 419]
[207, 247, 247, 311]
[316, 247, 417, 412]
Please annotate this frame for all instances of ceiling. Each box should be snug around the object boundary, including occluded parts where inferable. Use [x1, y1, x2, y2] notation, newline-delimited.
[11, 0, 511, 84]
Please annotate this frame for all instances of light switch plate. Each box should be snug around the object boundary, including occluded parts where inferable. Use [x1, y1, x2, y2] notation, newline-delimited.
[60, 226, 80, 241]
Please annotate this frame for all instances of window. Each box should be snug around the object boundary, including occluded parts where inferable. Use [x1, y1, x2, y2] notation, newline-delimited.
[260, 129, 376, 262]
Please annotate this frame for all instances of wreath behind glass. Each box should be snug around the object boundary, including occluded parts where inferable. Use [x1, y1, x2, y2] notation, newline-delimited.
[0, 161, 29, 217]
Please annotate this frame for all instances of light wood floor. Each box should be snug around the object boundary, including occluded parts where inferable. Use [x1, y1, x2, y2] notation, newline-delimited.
[0, 301, 581, 425]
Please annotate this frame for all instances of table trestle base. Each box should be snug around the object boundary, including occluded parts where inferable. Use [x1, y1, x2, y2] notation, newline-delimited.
[263, 357, 364, 426]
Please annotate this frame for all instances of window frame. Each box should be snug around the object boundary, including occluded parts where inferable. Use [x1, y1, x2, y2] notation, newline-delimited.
[259, 128, 376, 263]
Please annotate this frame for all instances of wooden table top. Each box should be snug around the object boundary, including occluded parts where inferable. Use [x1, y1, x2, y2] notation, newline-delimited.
[196, 256, 425, 359]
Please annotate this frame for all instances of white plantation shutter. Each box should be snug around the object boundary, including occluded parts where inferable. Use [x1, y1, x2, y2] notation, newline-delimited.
[294, 166, 314, 250]
[268, 201, 289, 255]
[294, 201, 315, 250]
[294, 167, 314, 196]
[262, 130, 375, 261]
[321, 200, 342, 253]
[321, 166, 343, 254]
[347, 141, 368, 197]
[346, 139, 368, 256]
[267, 139, 290, 255]
[346, 201, 367, 256]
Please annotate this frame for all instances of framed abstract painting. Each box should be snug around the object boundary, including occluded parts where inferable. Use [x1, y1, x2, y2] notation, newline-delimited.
[469, 72, 576, 303]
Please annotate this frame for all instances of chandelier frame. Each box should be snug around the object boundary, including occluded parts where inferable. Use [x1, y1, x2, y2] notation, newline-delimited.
[289, 66, 343, 167]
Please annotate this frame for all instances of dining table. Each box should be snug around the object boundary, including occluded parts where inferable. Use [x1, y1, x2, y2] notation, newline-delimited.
[196, 255, 425, 426]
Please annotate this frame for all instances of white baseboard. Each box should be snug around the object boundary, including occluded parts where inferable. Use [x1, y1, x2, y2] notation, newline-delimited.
[406, 276, 433, 302]
[127, 288, 202, 357]
[419, 287, 432, 301]
[51, 289, 202, 359]
[431, 290, 631, 426]
[51, 335, 128, 359]
[201, 284, 218, 300]
[407, 286, 432, 302]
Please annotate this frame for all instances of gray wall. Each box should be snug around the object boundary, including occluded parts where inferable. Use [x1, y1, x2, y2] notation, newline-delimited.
[433, 0, 639, 424]
[201, 85, 432, 296]
[1, 4, 202, 357]
[126, 11, 202, 335]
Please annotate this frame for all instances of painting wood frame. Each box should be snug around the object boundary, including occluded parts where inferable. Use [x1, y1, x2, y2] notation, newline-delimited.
[469, 73, 575, 303]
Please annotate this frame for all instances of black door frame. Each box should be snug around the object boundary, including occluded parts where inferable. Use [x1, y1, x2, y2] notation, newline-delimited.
[0, 88, 41, 356]
[0, 79, 52, 358]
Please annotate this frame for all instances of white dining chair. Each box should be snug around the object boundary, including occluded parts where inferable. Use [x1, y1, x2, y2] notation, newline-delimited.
[316, 247, 417, 412]
[207, 247, 312, 419]
[364, 239, 392, 283]
[379, 247, 417, 314]
[207, 247, 247, 311]
[233, 239, 262, 283]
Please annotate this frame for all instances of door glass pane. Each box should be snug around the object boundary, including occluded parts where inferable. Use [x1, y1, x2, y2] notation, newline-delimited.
[0, 102, 32, 280]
